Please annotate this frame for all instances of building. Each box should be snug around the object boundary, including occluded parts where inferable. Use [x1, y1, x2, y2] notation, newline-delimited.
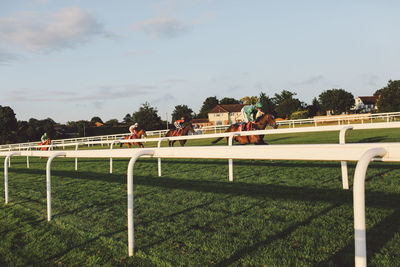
[208, 104, 245, 125]
[353, 96, 378, 113]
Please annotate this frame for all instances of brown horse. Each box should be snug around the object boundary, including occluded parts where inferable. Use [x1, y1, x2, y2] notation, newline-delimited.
[37, 138, 51, 151]
[211, 113, 278, 145]
[165, 123, 195, 147]
[122, 129, 147, 148]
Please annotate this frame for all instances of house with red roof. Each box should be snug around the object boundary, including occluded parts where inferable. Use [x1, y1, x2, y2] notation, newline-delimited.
[208, 104, 245, 125]
[353, 96, 378, 113]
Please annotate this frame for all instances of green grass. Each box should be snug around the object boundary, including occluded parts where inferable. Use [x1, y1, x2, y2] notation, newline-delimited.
[1, 129, 400, 266]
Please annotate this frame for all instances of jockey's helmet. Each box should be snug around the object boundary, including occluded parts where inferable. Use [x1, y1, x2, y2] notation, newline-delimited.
[255, 102, 262, 108]
[181, 117, 184, 120]
[134, 123, 138, 127]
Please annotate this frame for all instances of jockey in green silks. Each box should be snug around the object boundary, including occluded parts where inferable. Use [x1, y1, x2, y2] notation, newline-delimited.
[241, 102, 262, 123]
[41, 133, 48, 144]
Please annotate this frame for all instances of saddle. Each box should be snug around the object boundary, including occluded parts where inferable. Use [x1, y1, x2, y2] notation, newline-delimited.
[173, 129, 182, 136]
[238, 122, 254, 132]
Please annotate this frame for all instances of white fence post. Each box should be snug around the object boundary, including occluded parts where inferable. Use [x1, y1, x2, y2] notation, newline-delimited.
[46, 152, 66, 221]
[110, 141, 115, 174]
[75, 144, 79, 171]
[339, 126, 353, 189]
[353, 147, 387, 267]
[228, 133, 240, 182]
[127, 150, 154, 257]
[157, 138, 169, 177]
[4, 152, 21, 204]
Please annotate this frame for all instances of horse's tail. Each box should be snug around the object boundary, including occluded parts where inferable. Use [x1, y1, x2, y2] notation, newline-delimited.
[212, 137, 224, 144]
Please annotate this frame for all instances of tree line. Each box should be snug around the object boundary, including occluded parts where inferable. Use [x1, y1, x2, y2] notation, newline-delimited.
[1, 80, 399, 144]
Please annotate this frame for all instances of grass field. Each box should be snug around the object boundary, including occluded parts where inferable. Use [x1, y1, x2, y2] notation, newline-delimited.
[1, 128, 400, 266]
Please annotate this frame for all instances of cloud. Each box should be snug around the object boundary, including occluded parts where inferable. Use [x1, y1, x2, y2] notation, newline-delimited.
[124, 50, 153, 56]
[0, 6, 113, 52]
[3, 84, 155, 102]
[0, 49, 19, 64]
[152, 93, 176, 104]
[359, 74, 382, 88]
[292, 75, 325, 86]
[132, 17, 190, 39]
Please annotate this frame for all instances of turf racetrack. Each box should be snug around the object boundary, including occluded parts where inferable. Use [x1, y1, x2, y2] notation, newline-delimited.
[1, 128, 400, 266]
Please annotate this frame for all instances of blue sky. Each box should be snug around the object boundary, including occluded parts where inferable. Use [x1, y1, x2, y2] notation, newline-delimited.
[1, 0, 398, 123]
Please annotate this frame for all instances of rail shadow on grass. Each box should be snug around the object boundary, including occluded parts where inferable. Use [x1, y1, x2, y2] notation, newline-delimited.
[317, 208, 400, 267]
[5, 166, 400, 211]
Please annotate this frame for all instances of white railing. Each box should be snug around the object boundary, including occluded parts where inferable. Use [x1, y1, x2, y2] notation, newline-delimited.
[2, 122, 400, 186]
[2, 143, 400, 267]
[2, 112, 400, 150]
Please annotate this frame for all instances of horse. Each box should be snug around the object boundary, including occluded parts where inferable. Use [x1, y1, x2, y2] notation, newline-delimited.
[121, 129, 147, 148]
[211, 113, 278, 145]
[37, 138, 51, 151]
[165, 123, 195, 147]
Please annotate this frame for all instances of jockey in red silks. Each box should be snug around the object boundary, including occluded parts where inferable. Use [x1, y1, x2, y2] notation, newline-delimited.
[129, 123, 139, 138]
[174, 117, 185, 135]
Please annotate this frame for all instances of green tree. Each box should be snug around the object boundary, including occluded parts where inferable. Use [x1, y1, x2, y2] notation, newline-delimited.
[375, 80, 400, 112]
[258, 92, 276, 115]
[90, 116, 103, 125]
[273, 90, 302, 119]
[240, 96, 258, 105]
[198, 96, 219, 118]
[171, 105, 194, 122]
[123, 113, 133, 124]
[132, 102, 163, 130]
[291, 110, 309, 120]
[219, 97, 241, 105]
[0, 105, 18, 144]
[319, 89, 354, 115]
[307, 97, 322, 117]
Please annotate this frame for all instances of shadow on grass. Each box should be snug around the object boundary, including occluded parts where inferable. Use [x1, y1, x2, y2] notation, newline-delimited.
[358, 136, 386, 143]
[4, 164, 400, 210]
[216, 202, 345, 266]
[317, 208, 400, 267]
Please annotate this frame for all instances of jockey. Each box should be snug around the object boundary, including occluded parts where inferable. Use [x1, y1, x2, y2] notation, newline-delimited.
[41, 132, 48, 144]
[174, 117, 185, 132]
[241, 102, 262, 123]
[129, 123, 139, 138]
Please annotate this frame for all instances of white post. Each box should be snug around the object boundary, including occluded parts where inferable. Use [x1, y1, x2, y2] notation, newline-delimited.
[157, 138, 169, 176]
[110, 141, 115, 174]
[228, 133, 240, 182]
[353, 147, 386, 267]
[26, 148, 30, 168]
[339, 126, 353, 189]
[4, 152, 21, 204]
[46, 152, 66, 221]
[127, 150, 154, 257]
[75, 144, 79, 171]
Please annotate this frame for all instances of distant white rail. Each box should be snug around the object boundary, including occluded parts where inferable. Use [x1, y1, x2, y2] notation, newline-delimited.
[2, 143, 400, 267]
[2, 122, 400, 189]
[1, 112, 400, 150]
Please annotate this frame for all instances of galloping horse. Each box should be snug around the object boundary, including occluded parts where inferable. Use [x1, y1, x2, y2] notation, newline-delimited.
[165, 123, 195, 147]
[122, 129, 147, 148]
[37, 138, 52, 151]
[212, 113, 278, 145]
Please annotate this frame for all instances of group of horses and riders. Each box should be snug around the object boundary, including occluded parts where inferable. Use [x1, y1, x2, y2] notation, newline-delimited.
[212, 102, 278, 145]
[36, 103, 277, 150]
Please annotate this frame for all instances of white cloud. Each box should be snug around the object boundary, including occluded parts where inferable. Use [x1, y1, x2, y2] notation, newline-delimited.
[0, 49, 19, 64]
[293, 75, 325, 86]
[0, 6, 112, 52]
[132, 17, 190, 39]
[3, 84, 155, 102]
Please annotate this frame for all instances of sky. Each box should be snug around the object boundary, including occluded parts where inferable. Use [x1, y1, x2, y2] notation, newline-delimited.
[1, 0, 399, 124]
